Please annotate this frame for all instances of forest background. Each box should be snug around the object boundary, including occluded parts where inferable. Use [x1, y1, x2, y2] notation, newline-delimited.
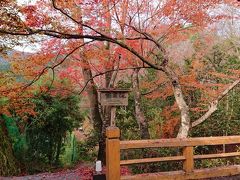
[0, 0, 239, 176]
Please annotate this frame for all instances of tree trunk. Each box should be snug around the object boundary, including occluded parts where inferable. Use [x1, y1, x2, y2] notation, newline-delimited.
[77, 11, 104, 162]
[0, 116, 20, 176]
[161, 67, 239, 138]
[82, 66, 104, 162]
[54, 137, 62, 164]
[48, 138, 53, 164]
[164, 67, 191, 138]
[100, 7, 119, 161]
[132, 69, 150, 139]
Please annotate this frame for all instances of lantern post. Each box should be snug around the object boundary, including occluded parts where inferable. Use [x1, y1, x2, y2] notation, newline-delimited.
[98, 88, 130, 180]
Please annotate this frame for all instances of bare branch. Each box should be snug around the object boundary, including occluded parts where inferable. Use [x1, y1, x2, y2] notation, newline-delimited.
[78, 66, 151, 95]
[191, 79, 240, 127]
[108, 54, 121, 88]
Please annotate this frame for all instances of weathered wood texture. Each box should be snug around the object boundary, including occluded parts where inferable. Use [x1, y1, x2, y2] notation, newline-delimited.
[120, 156, 185, 165]
[121, 165, 240, 180]
[195, 152, 240, 160]
[99, 89, 130, 106]
[105, 127, 240, 180]
[120, 152, 240, 165]
[120, 136, 240, 149]
[106, 127, 120, 180]
[183, 146, 194, 173]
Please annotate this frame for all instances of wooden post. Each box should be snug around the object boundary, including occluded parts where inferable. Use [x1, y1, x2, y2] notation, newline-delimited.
[110, 107, 116, 126]
[183, 146, 194, 174]
[106, 126, 120, 180]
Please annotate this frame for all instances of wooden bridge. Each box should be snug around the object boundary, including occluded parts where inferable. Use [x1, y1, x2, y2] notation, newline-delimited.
[105, 127, 240, 180]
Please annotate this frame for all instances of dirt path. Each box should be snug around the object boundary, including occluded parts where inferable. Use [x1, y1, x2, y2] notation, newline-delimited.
[0, 165, 94, 180]
[1, 166, 239, 180]
[0, 165, 130, 180]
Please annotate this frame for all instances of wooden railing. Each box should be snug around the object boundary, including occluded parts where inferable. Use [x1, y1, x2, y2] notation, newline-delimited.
[106, 126, 240, 180]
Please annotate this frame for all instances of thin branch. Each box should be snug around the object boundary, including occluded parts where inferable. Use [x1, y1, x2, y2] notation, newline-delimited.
[52, 0, 116, 39]
[0, 28, 163, 70]
[22, 40, 95, 91]
[78, 66, 151, 95]
[108, 54, 121, 88]
[191, 79, 240, 127]
[141, 81, 168, 96]
[47, 67, 55, 91]
[52, 0, 80, 24]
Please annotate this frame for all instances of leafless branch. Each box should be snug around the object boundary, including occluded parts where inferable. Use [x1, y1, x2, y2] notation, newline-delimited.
[78, 66, 152, 95]
[191, 79, 240, 127]
[108, 54, 121, 88]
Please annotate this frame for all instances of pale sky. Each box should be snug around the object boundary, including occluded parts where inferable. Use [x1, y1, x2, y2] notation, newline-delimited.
[14, 43, 41, 53]
[16, 0, 37, 5]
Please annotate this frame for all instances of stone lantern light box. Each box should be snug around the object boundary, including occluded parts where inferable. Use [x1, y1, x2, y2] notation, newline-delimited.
[98, 89, 131, 106]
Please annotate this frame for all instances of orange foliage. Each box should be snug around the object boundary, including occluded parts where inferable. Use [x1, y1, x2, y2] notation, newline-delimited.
[161, 103, 180, 138]
[0, 0, 238, 136]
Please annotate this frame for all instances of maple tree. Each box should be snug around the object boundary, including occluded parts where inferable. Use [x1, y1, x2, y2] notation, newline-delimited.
[0, 0, 240, 164]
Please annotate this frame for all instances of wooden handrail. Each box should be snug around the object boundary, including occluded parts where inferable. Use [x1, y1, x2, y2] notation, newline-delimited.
[120, 152, 240, 165]
[194, 152, 240, 160]
[106, 127, 240, 180]
[120, 156, 186, 165]
[121, 166, 240, 180]
[120, 136, 240, 149]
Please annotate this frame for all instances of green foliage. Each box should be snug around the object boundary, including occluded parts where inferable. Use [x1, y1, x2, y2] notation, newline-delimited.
[24, 93, 84, 168]
[60, 133, 78, 166]
[60, 131, 97, 166]
[188, 37, 240, 138]
[116, 79, 165, 140]
[0, 97, 8, 106]
[194, 145, 240, 169]
[1, 115, 28, 162]
[195, 155, 240, 169]
[116, 81, 140, 140]
[76, 136, 98, 162]
[3, 115, 20, 144]
[122, 148, 182, 174]
[190, 86, 240, 137]
[2, 92, 85, 173]
[116, 106, 140, 140]
[204, 41, 240, 71]
[0, 116, 20, 176]
[141, 97, 164, 138]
